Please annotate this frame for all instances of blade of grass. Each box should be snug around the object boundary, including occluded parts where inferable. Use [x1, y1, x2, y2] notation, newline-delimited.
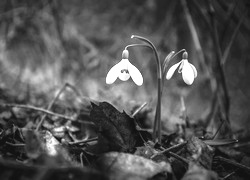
[221, 8, 248, 65]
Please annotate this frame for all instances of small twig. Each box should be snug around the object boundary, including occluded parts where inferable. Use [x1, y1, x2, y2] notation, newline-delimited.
[221, 170, 237, 180]
[211, 118, 225, 139]
[36, 83, 68, 131]
[131, 102, 148, 144]
[151, 141, 187, 159]
[222, 8, 247, 65]
[80, 152, 91, 167]
[130, 102, 148, 144]
[68, 131, 78, 142]
[168, 151, 189, 165]
[132, 102, 147, 117]
[217, 156, 250, 174]
[81, 152, 91, 167]
[68, 137, 98, 145]
[36, 82, 89, 131]
[80, 152, 84, 167]
[6, 142, 25, 147]
[1, 103, 77, 121]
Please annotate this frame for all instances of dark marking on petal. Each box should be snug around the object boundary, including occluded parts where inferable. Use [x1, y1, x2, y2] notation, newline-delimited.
[121, 69, 129, 73]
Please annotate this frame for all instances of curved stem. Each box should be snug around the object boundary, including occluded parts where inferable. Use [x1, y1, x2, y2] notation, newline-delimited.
[163, 49, 186, 76]
[163, 51, 175, 75]
[170, 49, 186, 60]
[161, 51, 175, 97]
[131, 35, 162, 143]
[125, 44, 151, 50]
[131, 35, 162, 78]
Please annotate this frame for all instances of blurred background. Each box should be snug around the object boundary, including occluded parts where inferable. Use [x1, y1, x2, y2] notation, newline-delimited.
[0, 0, 249, 136]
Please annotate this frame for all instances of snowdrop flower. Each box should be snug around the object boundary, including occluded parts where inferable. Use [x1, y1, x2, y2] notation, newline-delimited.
[106, 49, 143, 86]
[166, 52, 197, 85]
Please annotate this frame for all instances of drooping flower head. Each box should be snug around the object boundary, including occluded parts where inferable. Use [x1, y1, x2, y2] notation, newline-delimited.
[166, 51, 197, 85]
[106, 49, 143, 86]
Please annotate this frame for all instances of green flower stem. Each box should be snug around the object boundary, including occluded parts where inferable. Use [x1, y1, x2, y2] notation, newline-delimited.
[131, 35, 162, 143]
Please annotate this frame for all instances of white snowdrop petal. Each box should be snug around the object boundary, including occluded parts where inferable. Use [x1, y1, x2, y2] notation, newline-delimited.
[178, 61, 184, 73]
[182, 60, 195, 85]
[118, 59, 130, 81]
[119, 59, 129, 67]
[166, 61, 182, 80]
[106, 62, 122, 84]
[119, 71, 130, 81]
[127, 61, 143, 86]
[189, 63, 197, 78]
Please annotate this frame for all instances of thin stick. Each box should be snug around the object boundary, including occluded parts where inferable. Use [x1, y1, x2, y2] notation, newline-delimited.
[222, 170, 237, 180]
[36, 83, 68, 131]
[80, 152, 84, 167]
[222, 8, 247, 65]
[2, 103, 77, 121]
[131, 102, 148, 144]
[80, 152, 91, 167]
[36, 83, 89, 131]
[217, 156, 250, 174]
[169, 151, 189, 165]
[132, 102, 147, 117]
[68, 137, 98, 145]
[6, 142, 25, 147]
[211, 118, 225, 139]
[151, 141, 187, 159]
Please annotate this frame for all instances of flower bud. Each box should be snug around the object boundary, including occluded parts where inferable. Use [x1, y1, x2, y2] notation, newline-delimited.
[122, 49, 129, 59]
[182, 51, 188, 59]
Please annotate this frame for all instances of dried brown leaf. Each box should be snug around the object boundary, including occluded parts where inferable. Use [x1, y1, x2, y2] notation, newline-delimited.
[90, 102, 142, 153]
